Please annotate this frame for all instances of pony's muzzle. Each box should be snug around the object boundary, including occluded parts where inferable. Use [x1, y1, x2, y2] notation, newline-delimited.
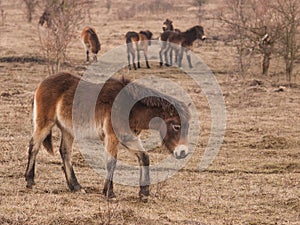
[174, 145, 189, 159]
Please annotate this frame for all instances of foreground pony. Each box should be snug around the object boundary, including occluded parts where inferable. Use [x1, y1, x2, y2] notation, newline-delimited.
[25, 72, 190, 201]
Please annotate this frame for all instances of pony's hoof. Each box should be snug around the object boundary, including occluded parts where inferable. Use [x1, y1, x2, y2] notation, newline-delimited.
[79, 189, 86, 194]
[107, 192, 116, 199]
[26, 180, 35, 189]
[139, 195, 148, 203]
[72, 184, 84, 193]
[103, 190, 116, 199]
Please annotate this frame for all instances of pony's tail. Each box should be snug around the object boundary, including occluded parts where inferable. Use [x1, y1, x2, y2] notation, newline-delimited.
[126, 35, 133, 44]
[88, 28, 101, 54]
[126, 32, 139, 44]
[31, 96, 54, 155]
[43, 131, 54, 155]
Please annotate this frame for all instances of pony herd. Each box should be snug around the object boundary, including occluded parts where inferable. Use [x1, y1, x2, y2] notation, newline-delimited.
[80, 19, 206, 68]
[26, 18, 205, 201]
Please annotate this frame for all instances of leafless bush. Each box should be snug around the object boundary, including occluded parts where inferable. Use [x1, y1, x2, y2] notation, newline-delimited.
[218, 0, 300, 80]
[193, 0, 207, 23]
[22, 0, 39, 22]
[273, 0, 300, 83]
[38, 0, 94, 74]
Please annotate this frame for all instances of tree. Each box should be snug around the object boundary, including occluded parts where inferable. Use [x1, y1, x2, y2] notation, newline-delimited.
[273, 0, 300, 82]
[218, 0, 286, 77]
[23, 0, 39, 23]
[194, 0, 206, 24]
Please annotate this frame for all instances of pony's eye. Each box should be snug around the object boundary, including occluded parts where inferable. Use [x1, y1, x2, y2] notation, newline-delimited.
[172, 124, 181, 131]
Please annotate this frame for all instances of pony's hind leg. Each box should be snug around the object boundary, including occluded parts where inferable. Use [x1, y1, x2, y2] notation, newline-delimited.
[137, 50, 141, 68]
[131, 51, 137, 70]
[186, 49, 193, 68]
[93, 53, 97, 62]
[103, 135, 118, 198]
[59, 129, 82, 192]
[164, 46, 171, 67]
[25, 137, 37, 188]
[25, 124, 54, 188]
[144, 51, 150, 69]
[86, 50, 90, 62]
[159, 48, 164, 67]
[85, 43, 90, 62]
[127, 51, 131, 70]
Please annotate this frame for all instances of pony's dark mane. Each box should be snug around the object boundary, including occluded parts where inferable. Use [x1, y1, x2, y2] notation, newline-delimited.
[116, 78, 190, 121]
[181, 25, 203, 46]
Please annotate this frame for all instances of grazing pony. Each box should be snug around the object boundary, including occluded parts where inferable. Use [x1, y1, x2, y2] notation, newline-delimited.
[125, 30, 153, 70]
[160, 25, 206, 68]
[25, 72, 190, 201]
[81, 26, 101, 63]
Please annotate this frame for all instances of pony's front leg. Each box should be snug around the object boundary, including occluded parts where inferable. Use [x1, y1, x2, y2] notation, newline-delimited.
[177, 47, 184, 68]
[103, 154, 117, 198]
[121, 136, 150, 201]
[186, 49, 193, 68]
[169, 48, 173, 66]
[103, 136, 118, 198]
[136, 151, 150, 202]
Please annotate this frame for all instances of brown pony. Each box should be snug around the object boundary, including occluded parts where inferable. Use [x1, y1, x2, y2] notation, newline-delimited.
[162, 18, 181, 33]
[81, 26, 101, 63]
[161, 19, 181, 67]
[25, 72, 190, 201]
[125, 30, 153, 70]
[160, 25, 206, 68]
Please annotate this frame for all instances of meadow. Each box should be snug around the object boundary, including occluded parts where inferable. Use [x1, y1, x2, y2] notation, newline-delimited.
[0, 0, 299, 224]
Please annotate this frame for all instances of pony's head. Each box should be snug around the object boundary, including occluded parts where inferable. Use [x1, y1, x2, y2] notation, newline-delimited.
[162, 19, 174, 31]
[160, 104, 190, 159]
[195, 25, 206, 41]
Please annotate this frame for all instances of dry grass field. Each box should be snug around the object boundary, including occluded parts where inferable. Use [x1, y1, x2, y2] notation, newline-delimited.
[0, 0, 299, 224]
